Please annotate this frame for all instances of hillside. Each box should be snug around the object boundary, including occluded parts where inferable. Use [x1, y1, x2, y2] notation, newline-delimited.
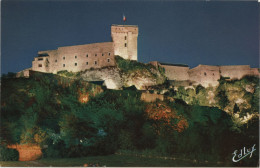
[1, 69, 259, 166]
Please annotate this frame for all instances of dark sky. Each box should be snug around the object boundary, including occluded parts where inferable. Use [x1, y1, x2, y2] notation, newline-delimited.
[1, 0, 259, 74]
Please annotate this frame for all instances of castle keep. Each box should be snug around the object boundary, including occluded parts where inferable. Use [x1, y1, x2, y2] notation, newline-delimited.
[30, 24, 138, 74]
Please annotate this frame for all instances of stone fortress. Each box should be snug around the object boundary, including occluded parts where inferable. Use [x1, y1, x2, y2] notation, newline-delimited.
[30, 24, 138, 74]
[17, 24, 259, 88]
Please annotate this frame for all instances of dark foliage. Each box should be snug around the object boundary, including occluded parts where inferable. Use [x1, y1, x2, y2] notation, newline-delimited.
[0, 146, 19, 161]
[195, 84, 205, 94]
[1, 73, 259, 166]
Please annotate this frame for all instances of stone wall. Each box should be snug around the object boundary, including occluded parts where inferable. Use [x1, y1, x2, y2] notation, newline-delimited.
[16, 68, 31, 78]
[220, 65, 259, 79]
[32, 42, 115, 73]
[189, 65, 221, 87]
[153, 63, 259, 88]
[162, 65, 189, 81]
[149, 61, 189, 81]
[111, 25, 138, 60]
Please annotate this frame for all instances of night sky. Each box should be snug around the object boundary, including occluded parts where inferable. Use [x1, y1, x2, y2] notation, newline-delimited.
[1, 0, 259, 74]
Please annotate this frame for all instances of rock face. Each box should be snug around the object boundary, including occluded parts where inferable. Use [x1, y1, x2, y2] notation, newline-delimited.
[80, 66, 166, 90]
[81, 67, 123, 90]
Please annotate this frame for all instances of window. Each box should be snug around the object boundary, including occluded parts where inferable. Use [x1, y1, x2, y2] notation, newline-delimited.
[75, 56, 77, 59]
[213, 73, 214, 76]
[86, 54, 88, 57]
[38, 58, 43, 61]
[38, 64, 42, 67]
[63, 64, 65, 67]
[125, 36, 127, 40]
[95, 61, 97, 65]
[107, 59, 110, 63]
[55, 60, 57, 62]
[75, 63, 77, 66]
[86, 62, 88, 65]
[95, 54, 97, 56]
[108, 52, 110, 56]
[102, 53, 104, 56]
[204, 72, 207, 76]
[125, 43, 127, 47]
[63, 56, 65, 60]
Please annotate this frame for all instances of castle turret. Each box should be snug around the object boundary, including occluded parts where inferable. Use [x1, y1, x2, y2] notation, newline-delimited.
[111, 24, 138, 61]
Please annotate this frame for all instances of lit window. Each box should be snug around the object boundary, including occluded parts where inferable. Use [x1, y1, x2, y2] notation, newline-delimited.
[125, 43, 127, 47]
[75, 63, 77, 66]
[95, 61, 97, 65]
[107, 59, 110, 62]
[86, 62, 88, 65]
[63, 64, 65, 67]
[63, 56, 65, 60]
[38, 64, 42, 67]
[75, 56, 77, 59]
[86, 54, 88, 57]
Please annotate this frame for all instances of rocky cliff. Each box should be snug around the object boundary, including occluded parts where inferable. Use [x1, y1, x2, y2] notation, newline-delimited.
[80, 56, 166, 90]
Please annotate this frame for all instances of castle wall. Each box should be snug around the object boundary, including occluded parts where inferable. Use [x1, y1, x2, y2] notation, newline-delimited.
[251, 68, 260, 76]
[32, 55, 51, 73]
[219, 65, 256, 79]
[16, 68, 31, 78]
[189, 65, 220, 87]
[32, 42, 115, 73]
[161, 65, 189, 81]
[56, 42, 114, 72]
[111, 25, 138, 60]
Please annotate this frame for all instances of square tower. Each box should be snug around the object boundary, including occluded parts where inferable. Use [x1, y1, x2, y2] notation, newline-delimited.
[111, 24, 138, 61]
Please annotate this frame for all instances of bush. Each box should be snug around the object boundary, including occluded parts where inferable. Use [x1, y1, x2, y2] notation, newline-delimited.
[0, 146, 19, 161]
[57, 70, 80, 78]
[115, 56, 155, 74]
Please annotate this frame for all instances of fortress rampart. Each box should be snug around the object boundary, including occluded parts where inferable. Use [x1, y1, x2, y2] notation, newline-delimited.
[151, 62, 259, 87]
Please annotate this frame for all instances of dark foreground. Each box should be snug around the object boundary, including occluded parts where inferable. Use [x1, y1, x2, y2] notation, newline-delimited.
[0, 154, 235, 167]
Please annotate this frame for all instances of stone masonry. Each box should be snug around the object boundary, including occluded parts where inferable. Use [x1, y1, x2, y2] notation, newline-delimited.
[151, 61, 260, 87]
[30, 24, 138, 74]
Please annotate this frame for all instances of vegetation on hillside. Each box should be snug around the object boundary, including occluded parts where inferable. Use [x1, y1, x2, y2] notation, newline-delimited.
[115, 56, 166, 83]
[0, 72, 259, 166]
[163, 76, 259, 119]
